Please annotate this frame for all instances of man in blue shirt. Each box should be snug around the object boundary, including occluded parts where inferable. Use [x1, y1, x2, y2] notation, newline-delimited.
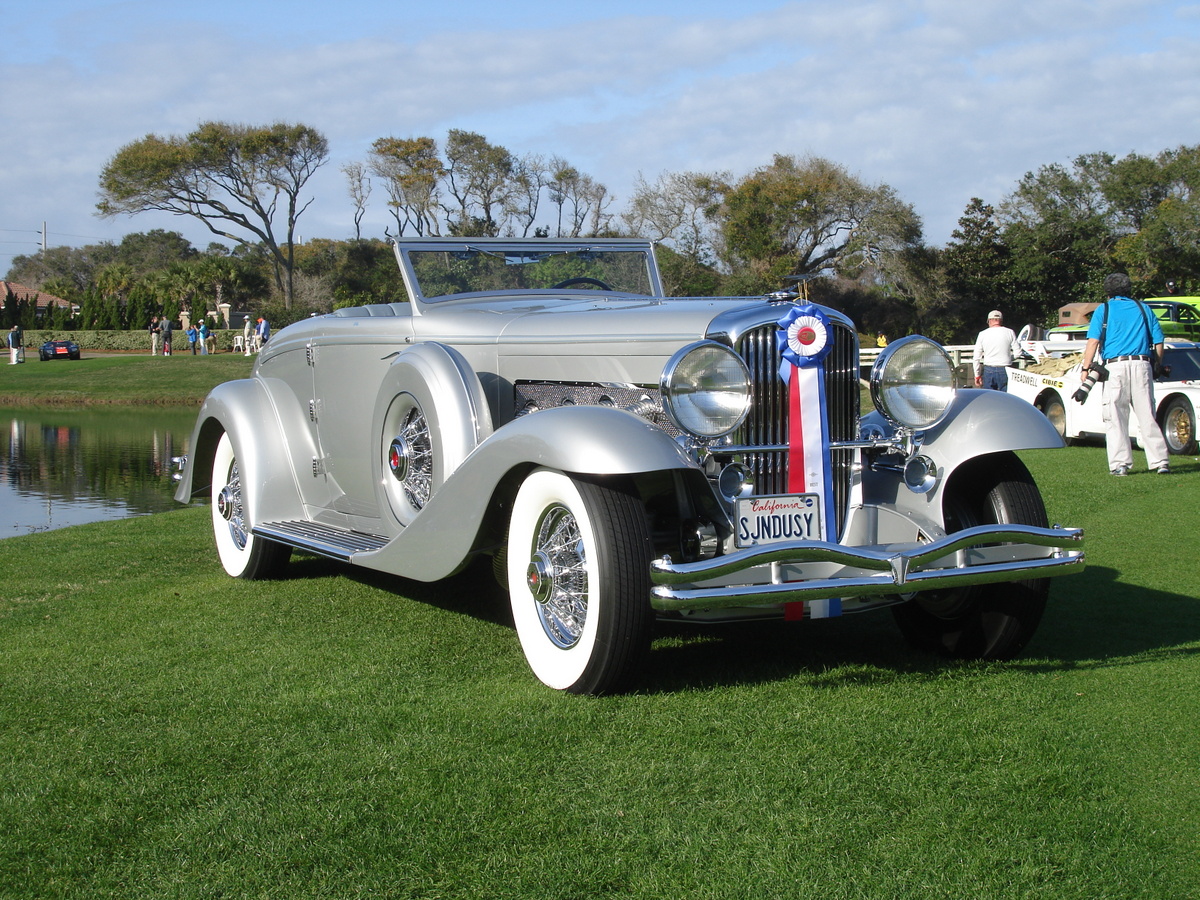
[254, 317, 270, 351]
[1079, 273, 1170, 475]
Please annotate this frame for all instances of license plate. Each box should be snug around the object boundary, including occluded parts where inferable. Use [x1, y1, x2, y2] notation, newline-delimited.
[735, 494, 823, 547]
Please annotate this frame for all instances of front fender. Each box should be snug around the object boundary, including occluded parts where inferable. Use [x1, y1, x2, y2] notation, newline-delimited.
[358, 405, 698, 582]
[859, 388, 1063, 522]
[921, 388, 1065, 474]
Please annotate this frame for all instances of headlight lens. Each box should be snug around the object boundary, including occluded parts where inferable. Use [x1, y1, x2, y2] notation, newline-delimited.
[870, 336, 956, 430]
[661, 341, 752, 438]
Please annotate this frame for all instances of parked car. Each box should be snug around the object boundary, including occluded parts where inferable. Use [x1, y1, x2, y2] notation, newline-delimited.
[174, 238, 1084, 693]
[1006, 340, 1200, 454]
[39, 339, 80, 361]
[1145, 299, 1200, 341]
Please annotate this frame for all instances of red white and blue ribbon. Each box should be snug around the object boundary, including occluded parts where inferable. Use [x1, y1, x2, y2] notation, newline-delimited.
[775, 304, 834, 517]
[775, 304, 840, 619]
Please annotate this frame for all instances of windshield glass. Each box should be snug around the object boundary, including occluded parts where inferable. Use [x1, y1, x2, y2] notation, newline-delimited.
[402, 244, 658, 300]
[1164, 347, 1200, 381]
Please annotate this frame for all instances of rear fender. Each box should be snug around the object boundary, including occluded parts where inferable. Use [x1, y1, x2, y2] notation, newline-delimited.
[174, 378, 311, 525]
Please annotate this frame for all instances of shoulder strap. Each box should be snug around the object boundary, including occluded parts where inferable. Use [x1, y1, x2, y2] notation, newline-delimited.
[1134, 300, 1154, 352]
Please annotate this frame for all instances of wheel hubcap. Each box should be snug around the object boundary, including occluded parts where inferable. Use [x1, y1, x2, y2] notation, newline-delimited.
[217, 485, 237, 521]
[527, 551, 554, 604]
[1169, 410, 1191, 449]
[388, 437, 410, 481]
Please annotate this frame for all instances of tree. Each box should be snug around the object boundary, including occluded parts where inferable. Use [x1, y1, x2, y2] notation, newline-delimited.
[544, 161, 612, 238]
[712, 154, 923, 295]
[1111, 145, 1200, 292]
[341, 162, 372, 240]
[5, 244, 113, 293]
[442, 130, 514, 236]
[623, 170, 725, 265]
[97, 121, 329, 308]
[998, 154, 1122, 308]
[294, 238, 406, 307]
[112, 229, 198, 273]
[939, 199, 1022, 334]
[503, 154, 551, 237]
[92, 263, 137, 328]
[368, 136, 443, 237]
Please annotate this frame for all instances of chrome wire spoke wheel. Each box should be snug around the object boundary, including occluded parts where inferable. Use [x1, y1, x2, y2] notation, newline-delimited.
[395, 405, 433, 509]
[382, 393, 436, 524]
[1161, 397, 1196, 454]
[216, 460, 249, 550]
[528, 503, 588, 648]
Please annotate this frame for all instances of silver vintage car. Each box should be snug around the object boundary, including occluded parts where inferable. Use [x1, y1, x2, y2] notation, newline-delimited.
[175, 238, 1084, 693]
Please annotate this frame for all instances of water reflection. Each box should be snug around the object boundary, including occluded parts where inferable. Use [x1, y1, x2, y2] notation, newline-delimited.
[1, 407, 198, 538]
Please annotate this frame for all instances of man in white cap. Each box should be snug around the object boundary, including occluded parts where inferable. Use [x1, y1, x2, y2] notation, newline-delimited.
[972, 309, 1020, 391]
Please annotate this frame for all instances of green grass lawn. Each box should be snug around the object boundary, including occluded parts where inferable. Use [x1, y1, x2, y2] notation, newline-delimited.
[1, 446, 1198, 898]
[0, 353, 255, 406]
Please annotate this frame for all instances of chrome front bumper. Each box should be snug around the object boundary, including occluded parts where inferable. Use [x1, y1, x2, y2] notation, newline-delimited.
[649, 524, 1084, 612]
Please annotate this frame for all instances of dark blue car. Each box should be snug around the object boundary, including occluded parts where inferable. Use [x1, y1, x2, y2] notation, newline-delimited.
[39, 339, 81, 361]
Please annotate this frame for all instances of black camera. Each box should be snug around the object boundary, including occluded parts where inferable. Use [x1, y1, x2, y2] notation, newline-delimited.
[1071, 363, 1107, 403]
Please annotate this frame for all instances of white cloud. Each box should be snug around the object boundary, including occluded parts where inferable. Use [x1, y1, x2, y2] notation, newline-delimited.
[3, 0, 1199, 271]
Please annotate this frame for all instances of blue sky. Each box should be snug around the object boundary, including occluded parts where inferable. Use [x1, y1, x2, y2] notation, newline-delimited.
[3, 0, 1200, 273]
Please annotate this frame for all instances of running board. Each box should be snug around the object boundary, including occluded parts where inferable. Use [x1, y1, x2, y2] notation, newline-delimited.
[254, 520, 390, 561]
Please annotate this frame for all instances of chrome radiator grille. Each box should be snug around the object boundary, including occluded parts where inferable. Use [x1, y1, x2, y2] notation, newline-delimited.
[733, 320, 860, 539]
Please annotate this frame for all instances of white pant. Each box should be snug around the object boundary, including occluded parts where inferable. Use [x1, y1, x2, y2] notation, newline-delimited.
[8, 347, 18, 364]
[1101, 359, 1169, 471]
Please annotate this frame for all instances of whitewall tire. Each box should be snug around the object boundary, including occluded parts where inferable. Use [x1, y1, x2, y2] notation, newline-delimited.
[506, 469, 653, 694]
[211, 431, 291, 579]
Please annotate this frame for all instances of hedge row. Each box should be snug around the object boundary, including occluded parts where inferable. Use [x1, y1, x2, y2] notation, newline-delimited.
[20, 329, 240, 353]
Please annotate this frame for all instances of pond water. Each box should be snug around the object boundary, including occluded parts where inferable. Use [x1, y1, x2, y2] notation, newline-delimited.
[1, 406, 199, 539]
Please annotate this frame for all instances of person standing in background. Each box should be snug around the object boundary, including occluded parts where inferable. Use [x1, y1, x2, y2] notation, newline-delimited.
[254, 317, 270, 352]
[1079, 273, 1171, 476]
[972, 310, 1020, 391]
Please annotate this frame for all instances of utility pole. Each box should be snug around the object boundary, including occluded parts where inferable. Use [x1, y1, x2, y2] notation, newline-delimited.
[42, 222, 47, 253]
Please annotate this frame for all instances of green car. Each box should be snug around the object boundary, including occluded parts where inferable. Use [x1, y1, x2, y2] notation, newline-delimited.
[1145, 298, 1200, 340]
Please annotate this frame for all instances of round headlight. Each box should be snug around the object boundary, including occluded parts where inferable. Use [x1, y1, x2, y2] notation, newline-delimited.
[870, 336, 956, 430]
[661, 341, 752, 438]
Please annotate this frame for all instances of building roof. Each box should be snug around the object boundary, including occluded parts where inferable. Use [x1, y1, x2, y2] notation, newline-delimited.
[1, 281, 72, 310]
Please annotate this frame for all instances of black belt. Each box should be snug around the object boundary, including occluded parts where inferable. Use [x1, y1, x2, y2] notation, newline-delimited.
[1109, 355, 1149, 362]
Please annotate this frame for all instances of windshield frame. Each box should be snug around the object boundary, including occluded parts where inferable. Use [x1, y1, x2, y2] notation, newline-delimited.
[391, 238, 664, 311]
